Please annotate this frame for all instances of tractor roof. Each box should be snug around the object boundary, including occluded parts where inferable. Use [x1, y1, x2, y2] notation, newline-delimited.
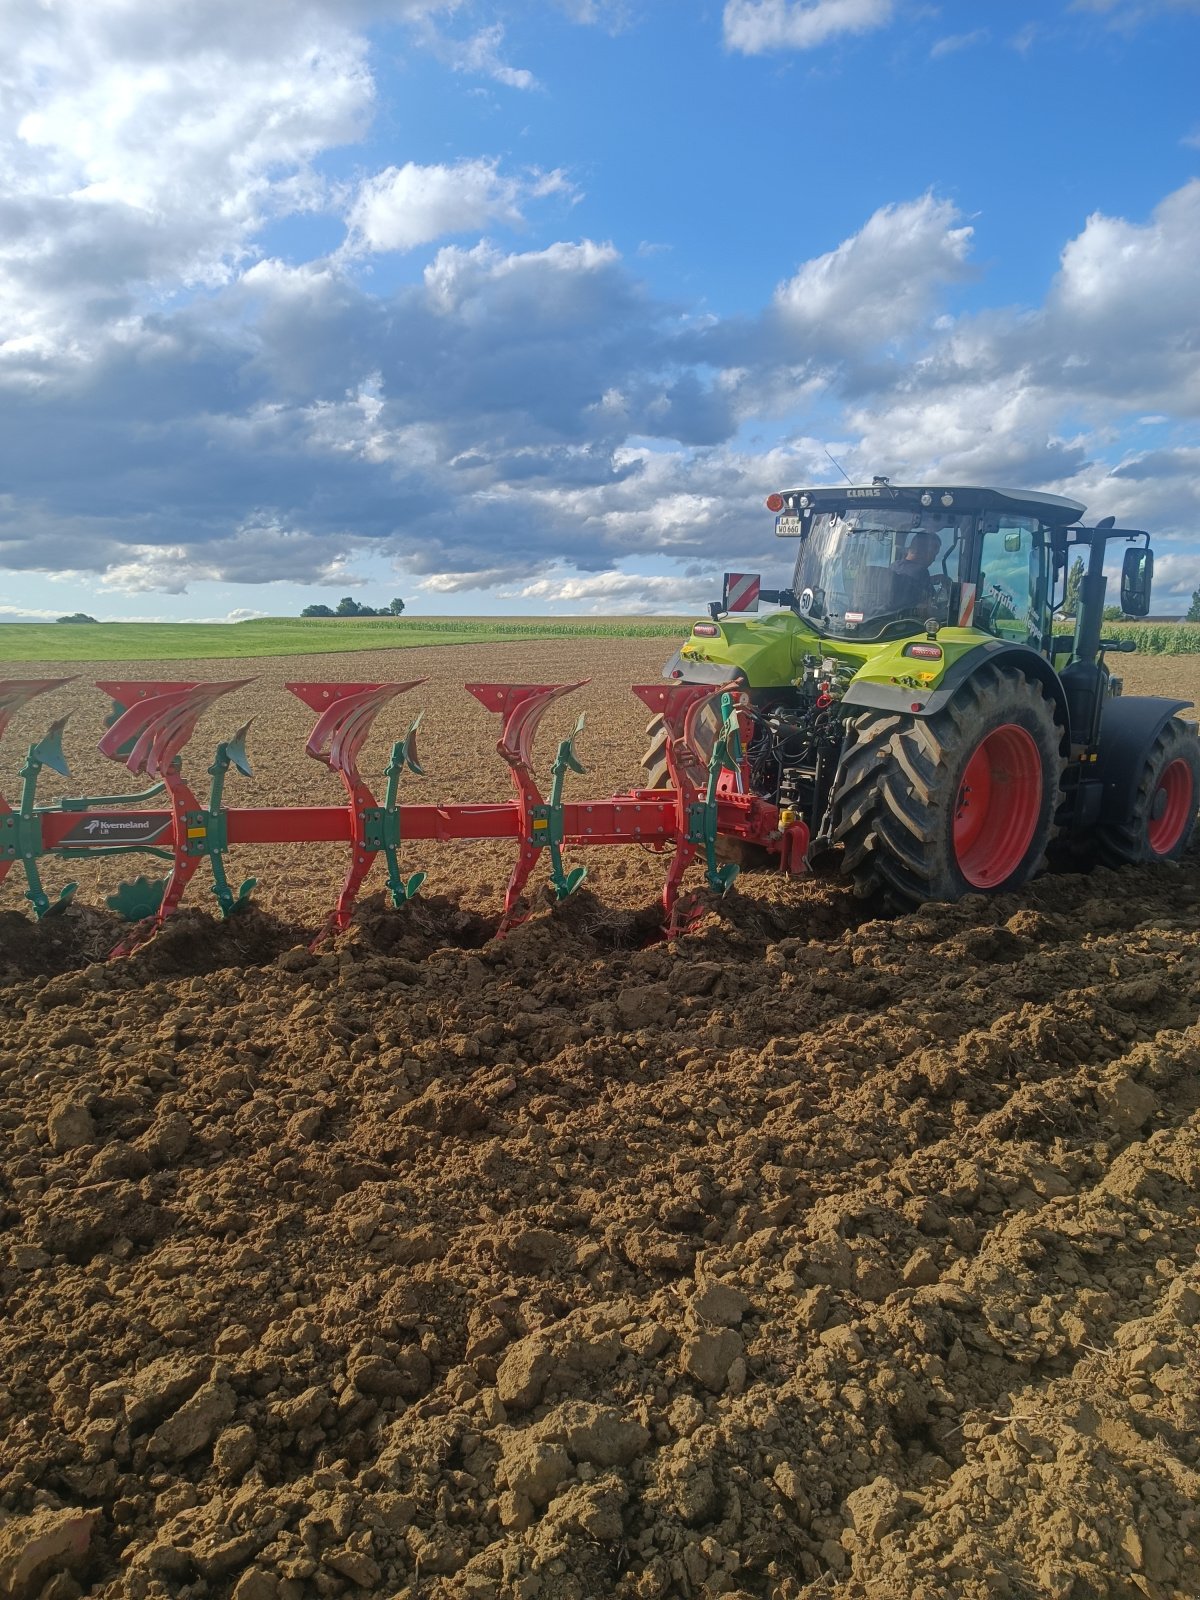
[779, 484, 1087, 525]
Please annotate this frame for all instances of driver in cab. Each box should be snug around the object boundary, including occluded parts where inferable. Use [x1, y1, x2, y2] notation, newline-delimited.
[889, 530, 941, 614]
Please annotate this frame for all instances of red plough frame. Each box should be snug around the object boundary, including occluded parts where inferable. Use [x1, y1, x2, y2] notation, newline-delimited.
[1, 676, 809, 955]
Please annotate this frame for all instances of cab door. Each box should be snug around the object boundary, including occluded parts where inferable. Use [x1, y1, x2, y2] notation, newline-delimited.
[975, 516, 1047, 647]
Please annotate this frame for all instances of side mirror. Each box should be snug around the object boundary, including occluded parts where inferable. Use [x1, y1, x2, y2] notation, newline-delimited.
[1120, 546, 1153, 617]
[1003, 531, 1023, 553]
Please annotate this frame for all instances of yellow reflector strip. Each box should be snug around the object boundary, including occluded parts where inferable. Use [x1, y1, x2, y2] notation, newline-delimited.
[187, 827, 207, 839]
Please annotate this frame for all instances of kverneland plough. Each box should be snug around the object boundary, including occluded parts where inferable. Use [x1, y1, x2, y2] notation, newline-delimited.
[0, 676, 806, 956]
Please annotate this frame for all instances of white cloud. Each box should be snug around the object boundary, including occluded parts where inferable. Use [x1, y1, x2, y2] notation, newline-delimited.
[551, 0, 632, 26]
[346, 159, 526, 252]
[418, 566, 533, 592]
[345, 158, 573, 253]
[441, 24, 538, 90]
[1071, 0, 1200, 23]
[419, 236, 621, 312]
[514, 568, 719, 613]
[723, 0, 894, 54]
[0, 1, 1198, 613]
[1, 1, 379, 358]
[773, 194, 974, 351]
[98, 546, 219, 595]
[931, 29, 989, 57]
[0, 603, 68, 620]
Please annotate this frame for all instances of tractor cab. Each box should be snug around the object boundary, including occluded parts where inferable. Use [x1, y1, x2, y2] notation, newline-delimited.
[771, 482, 1086, 651]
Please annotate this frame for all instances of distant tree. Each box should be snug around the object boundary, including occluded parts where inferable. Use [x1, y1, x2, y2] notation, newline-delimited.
[1187, 587, 1200, 623]
[1064, 556, 1085, 617]
[56, 612, 98, 624]
[302, 597, 392, 618]
[1103, 604, 1125, 622]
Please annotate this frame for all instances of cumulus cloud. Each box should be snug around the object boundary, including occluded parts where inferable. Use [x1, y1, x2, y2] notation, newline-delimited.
[723, 0, 894, 54]
[514, 568, 720, 613]
[770, 194, 975, 355]
[346, 159, 530, 253]
[1, 1, 1198, 608]
[0, 0, 384, 357]
[8, 168, 1200, 599]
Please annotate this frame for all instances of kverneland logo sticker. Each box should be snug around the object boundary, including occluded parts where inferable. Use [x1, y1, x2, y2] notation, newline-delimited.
[59, 815, 172, 846]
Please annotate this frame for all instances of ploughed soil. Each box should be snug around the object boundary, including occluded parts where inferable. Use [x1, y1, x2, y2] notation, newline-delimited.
[0, 641, 1198, 1600]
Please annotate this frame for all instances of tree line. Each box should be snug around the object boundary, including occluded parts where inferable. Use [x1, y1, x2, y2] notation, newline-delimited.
[300, 597, 405, 618]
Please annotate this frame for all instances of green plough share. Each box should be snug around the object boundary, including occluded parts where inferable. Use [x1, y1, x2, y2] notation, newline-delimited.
[4, 719, 79, 919]
[376, 714, 427, 909]
[540, 713, 588, 902]
[200, 724, 257, 917]
[691, 691, 741, 897]
[107, 875, 167, 922]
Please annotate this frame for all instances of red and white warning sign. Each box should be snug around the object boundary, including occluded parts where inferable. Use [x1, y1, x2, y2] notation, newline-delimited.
[723, 572, 761, 613]
[957, 581, 977, 628]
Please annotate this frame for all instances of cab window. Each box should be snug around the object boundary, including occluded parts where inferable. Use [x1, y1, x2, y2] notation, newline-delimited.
[976, 517, 1045, 644]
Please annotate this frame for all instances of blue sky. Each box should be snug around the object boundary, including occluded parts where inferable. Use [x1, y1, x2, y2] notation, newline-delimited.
[2, 0, 1199, 622]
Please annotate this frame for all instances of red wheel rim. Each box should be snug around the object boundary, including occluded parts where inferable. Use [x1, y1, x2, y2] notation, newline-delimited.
[953, 724, 1043, 888]
[1147, 758, 1194, 855]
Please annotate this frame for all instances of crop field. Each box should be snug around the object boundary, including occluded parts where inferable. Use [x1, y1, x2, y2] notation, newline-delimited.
[6, 615, 1200, 665]
[0, 616, 688, 664]
[1, 639, 1199, 1600]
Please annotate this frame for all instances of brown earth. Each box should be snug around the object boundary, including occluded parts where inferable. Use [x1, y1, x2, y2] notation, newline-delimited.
[0, 640, 1198, 1600]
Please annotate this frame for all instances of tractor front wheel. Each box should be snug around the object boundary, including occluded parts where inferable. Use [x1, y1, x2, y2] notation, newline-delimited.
[830, 665, 1065, 906]
[1098, 717, 1200, 866]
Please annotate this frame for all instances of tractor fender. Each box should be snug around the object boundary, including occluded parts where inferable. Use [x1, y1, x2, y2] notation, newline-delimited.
[660, 649, 748, 688]
[1092, 695, 1195, 824]
[842, 640, 1072, 753]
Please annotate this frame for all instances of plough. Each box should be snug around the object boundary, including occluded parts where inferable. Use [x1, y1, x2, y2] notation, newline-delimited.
[0, 676, 808, 956]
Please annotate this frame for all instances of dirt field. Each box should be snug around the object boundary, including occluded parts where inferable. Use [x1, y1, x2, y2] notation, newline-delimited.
[1, 641, 1199, 1600]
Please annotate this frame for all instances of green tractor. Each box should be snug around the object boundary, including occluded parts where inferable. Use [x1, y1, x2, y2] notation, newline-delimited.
[645, 481, 1200, 906]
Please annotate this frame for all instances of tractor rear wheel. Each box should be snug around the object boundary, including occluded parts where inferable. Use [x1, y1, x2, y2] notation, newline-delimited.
[830, 665, 1065, 906]
[641, 712, 671, 790]
[640, 708, 770, 868]
[1097, 717, 1200, 866]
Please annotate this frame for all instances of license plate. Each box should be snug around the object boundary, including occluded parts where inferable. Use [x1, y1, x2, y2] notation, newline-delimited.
[775, 515, 802, 538]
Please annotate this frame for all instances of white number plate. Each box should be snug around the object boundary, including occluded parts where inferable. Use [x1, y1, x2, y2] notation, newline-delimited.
[775, 515, 802, 538]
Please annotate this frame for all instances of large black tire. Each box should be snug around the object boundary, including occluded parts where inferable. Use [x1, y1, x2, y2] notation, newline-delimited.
[1097, 717, 1200, 866]
[641, 712, 671, 790]
[640, 709, 770, 868]
[829, 665, 1066, 906]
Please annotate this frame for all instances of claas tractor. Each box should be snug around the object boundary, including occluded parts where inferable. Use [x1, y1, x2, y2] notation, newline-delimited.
[643, 480, 1200, 907]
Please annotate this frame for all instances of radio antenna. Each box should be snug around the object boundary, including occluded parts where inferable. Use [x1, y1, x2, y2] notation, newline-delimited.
[824, 447, 854, 485]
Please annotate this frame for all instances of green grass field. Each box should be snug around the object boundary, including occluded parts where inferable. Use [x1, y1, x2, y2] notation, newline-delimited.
[0, 615, 689, 662]
[6, 613, 1199, 663]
